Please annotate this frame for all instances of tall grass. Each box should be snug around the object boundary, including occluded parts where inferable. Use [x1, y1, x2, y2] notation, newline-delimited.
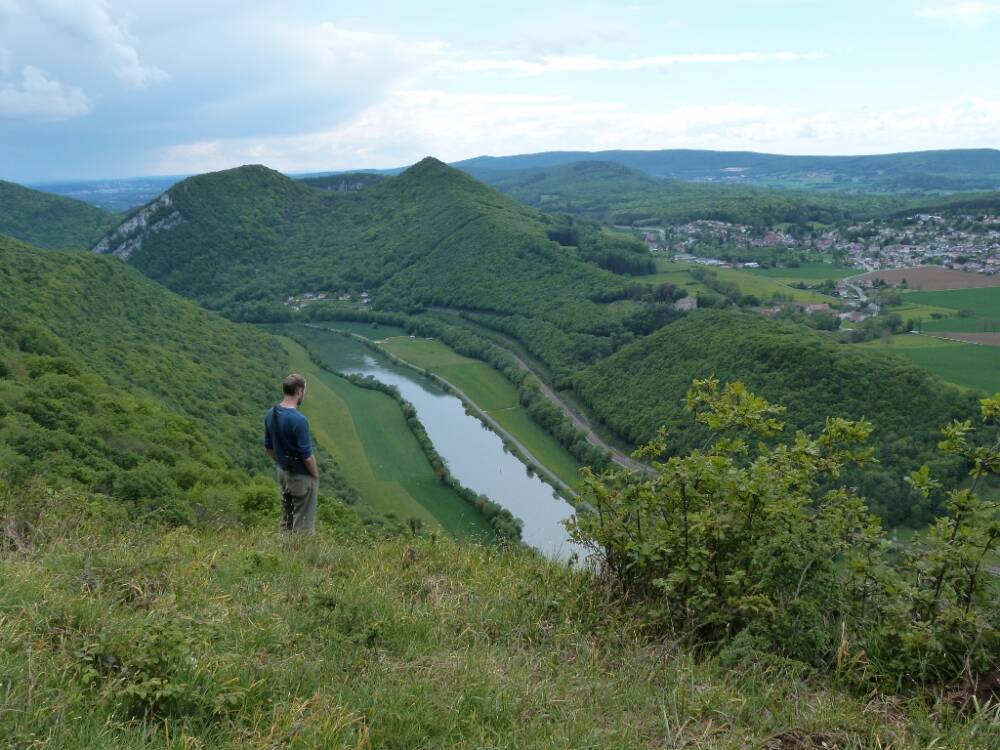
[2, 486, 999, 749]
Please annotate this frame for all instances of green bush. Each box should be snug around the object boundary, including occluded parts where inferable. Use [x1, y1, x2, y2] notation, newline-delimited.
[569, 379, 999, 688]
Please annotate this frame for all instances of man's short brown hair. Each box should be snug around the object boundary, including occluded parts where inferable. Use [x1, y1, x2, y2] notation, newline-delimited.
[282, 373, 306, 396]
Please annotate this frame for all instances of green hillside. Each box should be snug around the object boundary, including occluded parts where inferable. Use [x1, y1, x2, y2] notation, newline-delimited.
[0, 179, 117, 249]
[572, 310, 982, 525]
[0, 233, 368, 524]
[92, 159, 649, 372]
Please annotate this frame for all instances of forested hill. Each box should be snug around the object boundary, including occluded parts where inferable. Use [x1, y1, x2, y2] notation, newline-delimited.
[92, 158, 651, 367]
[0, 179, 117, 249]
[0, 232, 286, 469]
[455, 148, 1000, 192]
[572, 309, 981, 525]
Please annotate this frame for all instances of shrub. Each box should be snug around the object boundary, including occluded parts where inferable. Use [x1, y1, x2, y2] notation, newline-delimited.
[569, 380, 1000, 688]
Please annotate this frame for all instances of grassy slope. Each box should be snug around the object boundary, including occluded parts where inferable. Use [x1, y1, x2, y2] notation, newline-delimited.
[0, 181, 117, 249]
[379, 336, 583, 487]
[282, 337, 491, 539]
[857, 334, 1000, 393]
[3, 501, 997, 749]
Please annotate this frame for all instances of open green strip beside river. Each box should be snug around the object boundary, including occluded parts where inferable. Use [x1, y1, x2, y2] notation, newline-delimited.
[284, 325, 585, 558]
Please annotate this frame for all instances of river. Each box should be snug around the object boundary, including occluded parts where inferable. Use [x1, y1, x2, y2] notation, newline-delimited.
[305, 328, 586, 559]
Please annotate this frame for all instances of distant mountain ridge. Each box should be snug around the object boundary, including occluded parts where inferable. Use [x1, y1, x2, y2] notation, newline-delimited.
[453, 148, 1000, 192]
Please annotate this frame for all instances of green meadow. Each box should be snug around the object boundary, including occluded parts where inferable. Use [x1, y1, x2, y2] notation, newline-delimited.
[857, 333, 1000, 393]
[317, 319, 409, 340]
[282, 337, 492, 538]
[906, 287, 1000, 332]
[752, 261, 856, 284]
[640, 260, 831, 303]
[381, 337, 583, 488]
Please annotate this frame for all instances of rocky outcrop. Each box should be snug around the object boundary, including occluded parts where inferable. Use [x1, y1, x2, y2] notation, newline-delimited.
[91, 192, 183, 261]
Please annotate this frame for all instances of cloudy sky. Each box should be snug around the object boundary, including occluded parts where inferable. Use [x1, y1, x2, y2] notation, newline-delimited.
[2, 0, 999, 181]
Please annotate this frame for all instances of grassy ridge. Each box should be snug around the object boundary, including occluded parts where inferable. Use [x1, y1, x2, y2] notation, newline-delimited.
[282, 337, 491, 538]
[3, 488, 998, 748]
[379, 336, 583, 487]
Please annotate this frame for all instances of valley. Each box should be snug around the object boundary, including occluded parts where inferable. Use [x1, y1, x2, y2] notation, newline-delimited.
[2, 145, 999, 748]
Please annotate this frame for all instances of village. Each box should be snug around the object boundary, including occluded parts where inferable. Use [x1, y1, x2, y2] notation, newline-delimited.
[647, 211, 1000, 276]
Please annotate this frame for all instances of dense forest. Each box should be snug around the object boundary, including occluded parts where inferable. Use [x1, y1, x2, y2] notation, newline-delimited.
[572, 309, 984, 526]
[93, 159, 656, 369]
[0, 234, 360, 523]
[0, 179, 117, 249]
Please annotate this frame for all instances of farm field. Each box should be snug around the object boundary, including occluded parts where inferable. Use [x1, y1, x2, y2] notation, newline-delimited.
[281, 336, 493, 538]
[381, 337, 584, 488]
[856, 333, 1000, 393]
[854, 266, 1000, 290]
[937, 332, 1000, 346]
[905, 287, 1000, 318]
[313, 320, 408, 340]
[906, 287, 1000, 333]
[752, 261, 855, 285]
[641, 260, 832, 303]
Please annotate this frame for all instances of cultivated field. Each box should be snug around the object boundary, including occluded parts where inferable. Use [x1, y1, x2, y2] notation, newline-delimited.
[381, 337, 583, 487]
[282, 337, 493, 538]
[855, 266, 1000, 290]
[641, 260, 831, 303]
[752, 261, 855, 285]
[857, 333, 1000, 392]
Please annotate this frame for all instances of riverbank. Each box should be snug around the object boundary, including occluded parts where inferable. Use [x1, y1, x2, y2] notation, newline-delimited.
[281, 336, 493, 539]
[307, 325, 582, 496]
[283, 325, 584, 556]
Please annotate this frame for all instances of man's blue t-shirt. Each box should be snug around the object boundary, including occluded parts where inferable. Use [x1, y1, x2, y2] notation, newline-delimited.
[264, 405, 313, 475]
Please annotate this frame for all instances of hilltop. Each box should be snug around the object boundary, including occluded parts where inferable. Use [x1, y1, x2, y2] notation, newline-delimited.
[92, 159, 648, 369]
[3, 488, 997, 748]
[0, 179, 117, 249]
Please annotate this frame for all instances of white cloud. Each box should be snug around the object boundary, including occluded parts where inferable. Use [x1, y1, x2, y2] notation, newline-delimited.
[439, 51, 825, 76]
[150, 90, 1000, 175]
[30, 0, 167, 87]
[0, 64, 88, 119]
[916, 2, 1000, 22]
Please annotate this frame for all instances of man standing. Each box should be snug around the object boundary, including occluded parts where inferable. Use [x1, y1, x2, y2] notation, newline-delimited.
[264, 373, 319, 533]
